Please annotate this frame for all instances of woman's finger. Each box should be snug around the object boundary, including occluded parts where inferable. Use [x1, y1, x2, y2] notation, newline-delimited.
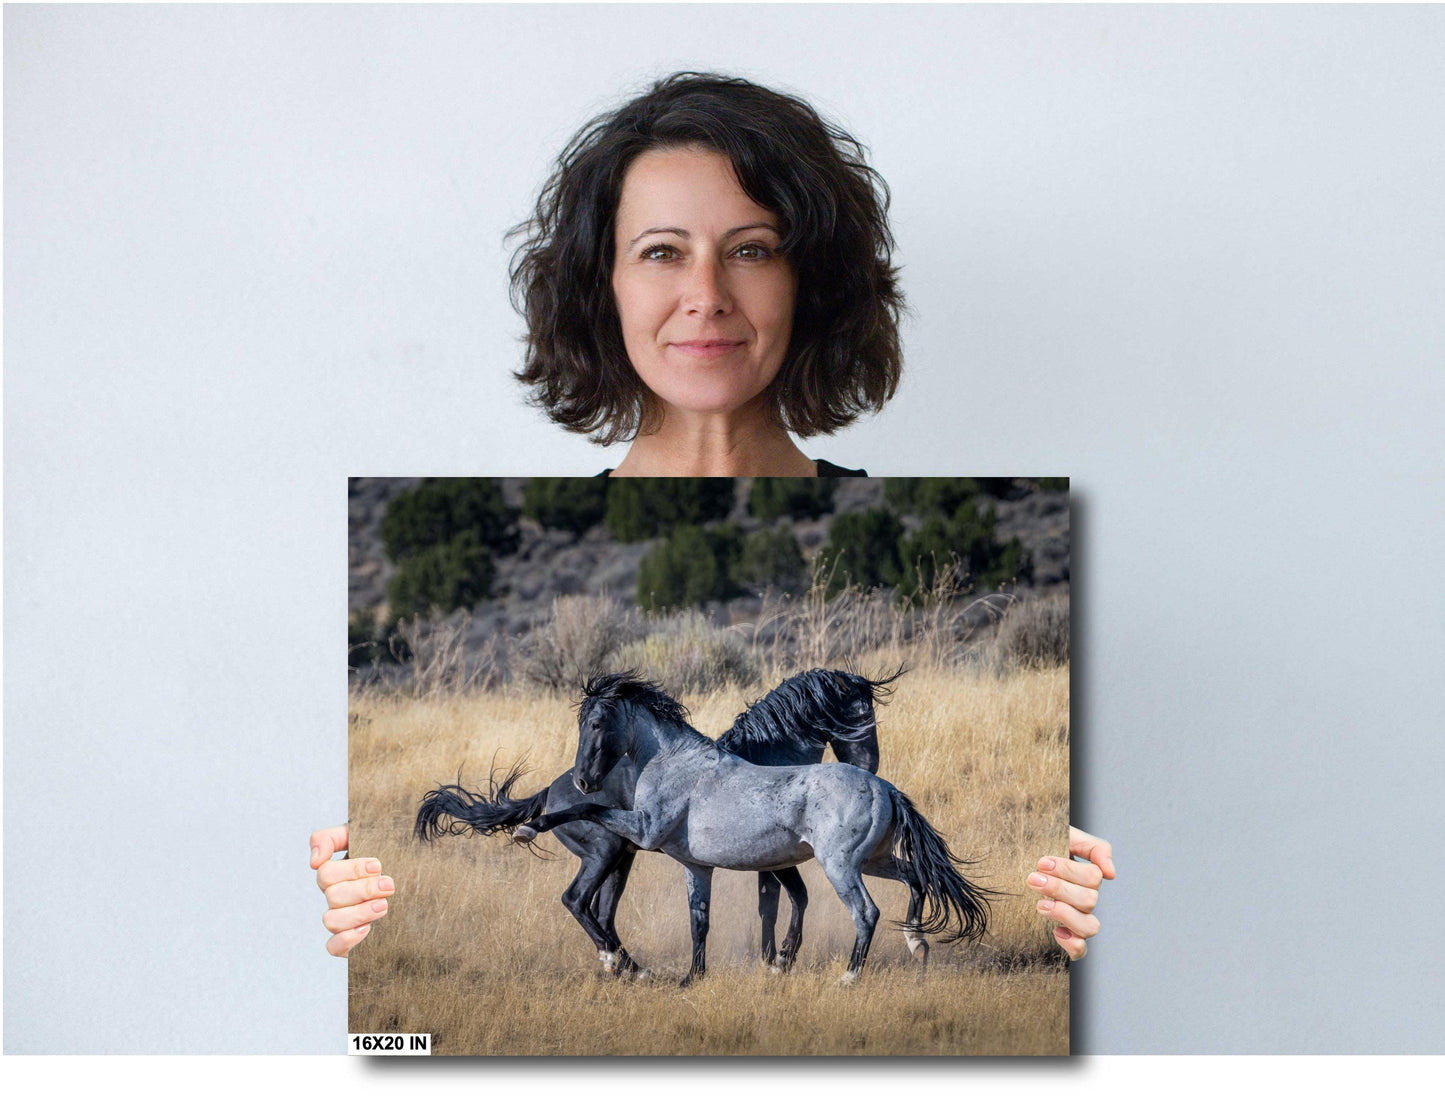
[317, 855, 383, 891]
[323, 897, 391, 935]
[310, 825, 349, 870]
[1052, 926, 1087, 961]
[1026, 869, 1099, 914]
[1036, 854, 1103, 890]
[324, 874, 395, 910]
[1035, 897, 1100, 939]
[1068, 827, 1115, 879]
[326, 924, 372, 959]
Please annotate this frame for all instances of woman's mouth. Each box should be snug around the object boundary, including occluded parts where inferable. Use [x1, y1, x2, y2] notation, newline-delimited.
[669, 339, 745, 357]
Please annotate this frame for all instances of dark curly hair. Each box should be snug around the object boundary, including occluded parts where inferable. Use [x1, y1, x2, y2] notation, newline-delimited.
[510, 72, 904, 446]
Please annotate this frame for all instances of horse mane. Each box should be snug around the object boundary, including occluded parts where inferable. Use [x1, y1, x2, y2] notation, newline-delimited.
[580, 670, 693, 729]
[716, 666, 907, 756]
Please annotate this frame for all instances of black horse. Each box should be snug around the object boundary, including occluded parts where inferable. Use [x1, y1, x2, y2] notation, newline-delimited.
[415, 667, 904, 976]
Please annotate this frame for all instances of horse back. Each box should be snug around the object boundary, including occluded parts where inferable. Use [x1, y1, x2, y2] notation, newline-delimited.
[678, 755, 888, 868]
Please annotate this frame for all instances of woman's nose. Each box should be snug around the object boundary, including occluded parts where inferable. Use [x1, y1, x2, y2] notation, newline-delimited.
[682, 258, 732, 316]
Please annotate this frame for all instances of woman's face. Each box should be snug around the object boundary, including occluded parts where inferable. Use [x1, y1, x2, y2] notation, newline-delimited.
[611, 146, 797, 420]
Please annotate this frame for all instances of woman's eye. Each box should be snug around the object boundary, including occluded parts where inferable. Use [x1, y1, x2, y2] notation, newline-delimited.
[641, 244, 678, 262]
[733, 243, 774, 260]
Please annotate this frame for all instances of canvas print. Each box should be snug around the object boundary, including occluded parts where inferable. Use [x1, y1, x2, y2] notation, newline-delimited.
[348, 476, 1071, 1055]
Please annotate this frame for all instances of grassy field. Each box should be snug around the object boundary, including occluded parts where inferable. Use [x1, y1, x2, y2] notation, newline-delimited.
[348, 661, 1070, 1055]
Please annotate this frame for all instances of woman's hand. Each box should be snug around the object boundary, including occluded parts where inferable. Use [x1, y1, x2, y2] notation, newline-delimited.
[311, 824, 394, 958]
[1028, 826, 1115, 961]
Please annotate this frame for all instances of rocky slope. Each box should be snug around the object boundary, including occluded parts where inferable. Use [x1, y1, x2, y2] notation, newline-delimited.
[348, 476, 1069, 640]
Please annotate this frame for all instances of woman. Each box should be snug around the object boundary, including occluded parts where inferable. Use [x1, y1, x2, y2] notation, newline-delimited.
[509, 72, 899, 477]
[316, 72, 1114, 960]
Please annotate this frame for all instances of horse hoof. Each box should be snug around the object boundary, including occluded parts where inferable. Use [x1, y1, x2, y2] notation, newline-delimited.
[912, 942, 930, 968]
[767, 964, 784, 976]
[839, 970, 860, 986]
[511, 824, 537, 843]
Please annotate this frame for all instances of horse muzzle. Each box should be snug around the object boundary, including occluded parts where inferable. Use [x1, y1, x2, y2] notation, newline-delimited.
[574, 774, 593, 795]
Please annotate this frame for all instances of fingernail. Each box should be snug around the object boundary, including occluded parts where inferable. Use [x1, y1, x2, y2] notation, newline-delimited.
[1055, 926, 1073, 939]
[1039, 857, 1056, 871]
[365, 859, 381, 874]
[1037, 899, 1055, 912]
[379, 876, 394, 892]
[1027, 873, 1048, 888]
[355, 924, 371, 937]
[371, 899, 388, 914]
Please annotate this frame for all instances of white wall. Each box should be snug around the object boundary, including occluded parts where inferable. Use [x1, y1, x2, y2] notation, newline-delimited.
[6, 4, 1444, 1053]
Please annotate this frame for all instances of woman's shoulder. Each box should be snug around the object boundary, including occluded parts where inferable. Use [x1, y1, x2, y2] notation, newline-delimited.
[596, 461, 867, 478]
[813, 459, 867, 477]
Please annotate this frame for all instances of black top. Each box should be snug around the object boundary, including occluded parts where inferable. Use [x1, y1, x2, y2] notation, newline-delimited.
[596, 459, 866, 478]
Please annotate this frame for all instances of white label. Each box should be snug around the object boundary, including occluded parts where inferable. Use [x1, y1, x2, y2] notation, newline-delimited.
[347, 1033, 432, 1056]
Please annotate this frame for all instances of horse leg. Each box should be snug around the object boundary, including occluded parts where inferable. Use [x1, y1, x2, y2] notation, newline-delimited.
[560, 849, 627, 975]
[840, 873, 881, 984]
[593, 848, 644, 976]
[515, 805, 657, 848]
[757, 872, 781, 967]
[679, 862, 714, 987]
[904, 882, 929, 968]
[773, 866, 809, 972]
[818, 857, 881, 984]
[865, 855, 928, 968]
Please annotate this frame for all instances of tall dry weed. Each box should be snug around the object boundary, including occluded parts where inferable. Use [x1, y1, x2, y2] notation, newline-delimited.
[389, 610, 501, 696]
[743, 557, 1029, 680]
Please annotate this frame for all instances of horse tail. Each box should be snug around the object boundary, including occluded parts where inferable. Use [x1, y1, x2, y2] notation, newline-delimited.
[887, 786, 1001, 943]
[414, 763, 549, 843]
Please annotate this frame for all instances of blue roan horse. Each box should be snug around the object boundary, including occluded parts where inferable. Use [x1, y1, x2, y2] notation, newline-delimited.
[415, 667, 902, 976]
[512, 672, 997, 984]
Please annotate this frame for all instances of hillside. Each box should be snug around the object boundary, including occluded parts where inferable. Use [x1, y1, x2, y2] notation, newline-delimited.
[347, 477, 1069, 680]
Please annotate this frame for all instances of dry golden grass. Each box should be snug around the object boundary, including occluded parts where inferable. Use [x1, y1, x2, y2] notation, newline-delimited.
[348, 660, 1070, 1055]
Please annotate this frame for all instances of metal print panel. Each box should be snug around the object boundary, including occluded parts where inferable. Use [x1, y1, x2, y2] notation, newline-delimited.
[348, 476, 1070, 1055]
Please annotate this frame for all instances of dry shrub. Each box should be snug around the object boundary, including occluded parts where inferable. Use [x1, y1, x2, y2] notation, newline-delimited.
[390, 610, 500, 696]
[616, 609, 760, 693]
[995, 594, 1070, 669]
[515, 594, 645, 690]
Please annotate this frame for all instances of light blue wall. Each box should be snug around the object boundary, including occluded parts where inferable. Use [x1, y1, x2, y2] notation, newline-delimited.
[6, 4, 1443, 1053]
